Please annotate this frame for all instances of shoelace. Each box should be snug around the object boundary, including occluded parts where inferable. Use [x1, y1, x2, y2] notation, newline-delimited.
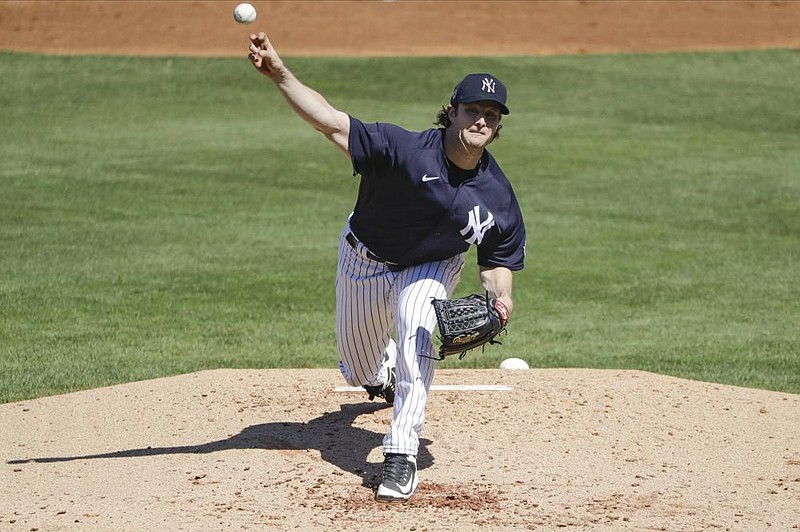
[366, 368, 395, 401]
[384, 372, 396, 396]
[382, 455, 410, 483]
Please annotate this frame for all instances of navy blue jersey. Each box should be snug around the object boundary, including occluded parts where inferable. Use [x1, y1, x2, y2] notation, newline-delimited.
[348, 116, 526, 271]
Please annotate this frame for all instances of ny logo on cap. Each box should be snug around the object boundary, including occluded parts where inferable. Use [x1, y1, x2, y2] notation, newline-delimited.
[481, 77, 496, 94]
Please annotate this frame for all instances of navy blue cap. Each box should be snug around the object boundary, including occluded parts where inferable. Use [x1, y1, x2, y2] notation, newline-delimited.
[450, 73, 509, 115]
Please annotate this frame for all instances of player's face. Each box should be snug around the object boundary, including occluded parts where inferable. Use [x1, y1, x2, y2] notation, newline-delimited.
[451, 101, 502, 148]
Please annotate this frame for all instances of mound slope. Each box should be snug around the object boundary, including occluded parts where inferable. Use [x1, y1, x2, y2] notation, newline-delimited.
[2, 369, 798, 530]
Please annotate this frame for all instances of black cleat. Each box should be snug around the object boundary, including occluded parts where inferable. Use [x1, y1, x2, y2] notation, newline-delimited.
[376, 453, 418, 502]
[363, 366, 395, 405]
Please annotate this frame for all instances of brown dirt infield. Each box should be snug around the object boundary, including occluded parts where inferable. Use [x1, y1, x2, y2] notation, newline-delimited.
[1, 1, 799, 57]
[1, 2, 799, 531]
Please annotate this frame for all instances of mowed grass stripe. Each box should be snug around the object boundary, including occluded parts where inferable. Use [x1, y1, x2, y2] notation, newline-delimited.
[0, 50, 798, 402]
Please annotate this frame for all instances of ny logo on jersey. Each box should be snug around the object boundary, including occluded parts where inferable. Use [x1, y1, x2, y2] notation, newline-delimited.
[460, 206, 495, 245]
[481, 77, 496, 94]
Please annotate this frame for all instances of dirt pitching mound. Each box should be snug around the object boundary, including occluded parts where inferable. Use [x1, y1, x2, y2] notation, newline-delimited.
[2, 369, 798, 530]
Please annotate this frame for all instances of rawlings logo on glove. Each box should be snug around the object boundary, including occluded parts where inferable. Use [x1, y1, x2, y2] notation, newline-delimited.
[431, 293, 508, 359]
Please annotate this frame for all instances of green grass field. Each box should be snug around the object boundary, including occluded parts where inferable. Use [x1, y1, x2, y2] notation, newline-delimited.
[1, 49, 798, 403]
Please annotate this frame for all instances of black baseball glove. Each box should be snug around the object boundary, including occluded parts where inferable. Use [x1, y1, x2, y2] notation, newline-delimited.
[431, 293, 509, 359]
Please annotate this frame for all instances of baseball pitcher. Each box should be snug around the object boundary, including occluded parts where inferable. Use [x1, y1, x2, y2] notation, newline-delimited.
[248, 32, 526, 502]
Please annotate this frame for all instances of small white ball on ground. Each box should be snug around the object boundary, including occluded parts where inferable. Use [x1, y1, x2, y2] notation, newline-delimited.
[500, 357, 529, 370]
[233, 3, 257, 24]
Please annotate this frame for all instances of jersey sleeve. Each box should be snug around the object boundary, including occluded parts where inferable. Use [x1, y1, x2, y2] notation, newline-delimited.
[477, 200, 526, 271]
[348, 116, 395, 178]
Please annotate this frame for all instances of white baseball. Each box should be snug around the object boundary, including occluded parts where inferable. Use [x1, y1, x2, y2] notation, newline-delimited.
[233, 3, 257, 24]
[499, 357, 529, 370]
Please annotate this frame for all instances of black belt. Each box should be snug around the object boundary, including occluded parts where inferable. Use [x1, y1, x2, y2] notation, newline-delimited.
[345, 232, 404, 270]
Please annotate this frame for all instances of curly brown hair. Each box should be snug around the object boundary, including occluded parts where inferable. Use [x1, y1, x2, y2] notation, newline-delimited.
[434, 105, 502, 140]
[434, 106, 452, 128]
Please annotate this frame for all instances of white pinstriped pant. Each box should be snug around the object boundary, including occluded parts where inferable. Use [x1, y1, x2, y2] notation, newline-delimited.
[336, 224, 464, 456]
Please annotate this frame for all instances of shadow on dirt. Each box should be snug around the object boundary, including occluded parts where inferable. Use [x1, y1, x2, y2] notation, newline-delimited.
[7, 402, 434, 488]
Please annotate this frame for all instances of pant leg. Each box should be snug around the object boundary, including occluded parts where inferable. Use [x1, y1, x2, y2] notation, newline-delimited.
[335, 227, 397, 387]
[382, 255, 464, 456]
